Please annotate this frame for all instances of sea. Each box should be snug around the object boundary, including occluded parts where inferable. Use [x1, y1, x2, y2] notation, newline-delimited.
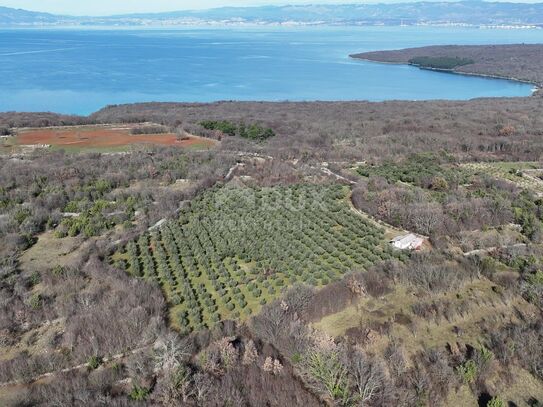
[0, 26, 542, 115]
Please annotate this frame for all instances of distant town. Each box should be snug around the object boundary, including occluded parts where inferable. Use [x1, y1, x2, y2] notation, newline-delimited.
[1, 2, 543, 28]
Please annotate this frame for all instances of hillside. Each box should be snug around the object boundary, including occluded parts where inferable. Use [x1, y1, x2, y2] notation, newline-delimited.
[2, 2, 543, 26]
[351, 44, 543, 87]
[0, 6, 75, 25]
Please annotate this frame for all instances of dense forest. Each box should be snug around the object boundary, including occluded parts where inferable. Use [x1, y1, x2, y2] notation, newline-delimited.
[407, 56, 475, 70]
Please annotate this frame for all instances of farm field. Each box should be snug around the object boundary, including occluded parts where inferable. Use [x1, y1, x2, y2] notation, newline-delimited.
[10, 125, 217, 151]
[462, 162, 543, 195]
[114, 183, 396, 333]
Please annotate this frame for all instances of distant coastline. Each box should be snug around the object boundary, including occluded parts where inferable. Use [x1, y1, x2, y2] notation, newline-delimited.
[2, 22, 542, 29]
[350, 56, 541, 96]
[2, 2, 543, 29]
[350, 44, 543, 97]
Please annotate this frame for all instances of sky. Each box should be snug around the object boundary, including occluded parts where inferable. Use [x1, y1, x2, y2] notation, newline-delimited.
[4, 0, 356, 16]
[1, 0, 541, 16]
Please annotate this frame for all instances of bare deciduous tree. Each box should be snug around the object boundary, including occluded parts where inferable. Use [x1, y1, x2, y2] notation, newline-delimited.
[154, 333, 192, 372]
[242, 340, 258, 366]
[349, 352, 386, 406]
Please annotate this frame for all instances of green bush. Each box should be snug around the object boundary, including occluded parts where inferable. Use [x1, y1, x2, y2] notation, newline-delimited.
[28, 293, 42, 309]
[199, 120, 275, 141]
[129, 384, 150, 401]
[200, 120, 237, 136]
[479, 346, 494, 364]
[29, 271, 41, 286]
[487, 396, 505, 407]
[408, 56, 474, 70]
[52, 265, 65, 276]
[87, 355, 103, 370]
[456, 359, 477, 383]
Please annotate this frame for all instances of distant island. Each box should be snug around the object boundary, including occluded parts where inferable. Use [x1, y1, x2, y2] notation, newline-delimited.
[351, 44, 543, 91]
[2, 2, 543, 27]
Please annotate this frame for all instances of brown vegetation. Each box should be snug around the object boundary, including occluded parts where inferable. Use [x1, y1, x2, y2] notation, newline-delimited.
[351, 44, 543, 86]
[2, 94, 543, 163]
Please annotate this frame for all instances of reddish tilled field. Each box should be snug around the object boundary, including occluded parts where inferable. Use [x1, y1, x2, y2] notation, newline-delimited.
[16, 126, 216, 149]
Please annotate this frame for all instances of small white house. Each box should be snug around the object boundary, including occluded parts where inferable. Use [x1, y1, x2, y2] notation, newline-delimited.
[149, 218, 167, 231]
[390, 233, 425, 250]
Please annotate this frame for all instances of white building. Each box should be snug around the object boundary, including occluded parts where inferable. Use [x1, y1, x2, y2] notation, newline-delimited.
[390, 233, 425, 250]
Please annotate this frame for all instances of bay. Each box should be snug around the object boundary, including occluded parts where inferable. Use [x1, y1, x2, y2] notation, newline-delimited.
[0, 26, 540, 115]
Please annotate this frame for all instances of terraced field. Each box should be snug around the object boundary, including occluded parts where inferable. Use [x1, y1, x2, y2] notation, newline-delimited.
[115, 184, 396, 333]
[462, 162, 543, 195]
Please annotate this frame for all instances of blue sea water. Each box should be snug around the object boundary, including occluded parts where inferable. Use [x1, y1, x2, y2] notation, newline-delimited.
[0, 26, 541, 115]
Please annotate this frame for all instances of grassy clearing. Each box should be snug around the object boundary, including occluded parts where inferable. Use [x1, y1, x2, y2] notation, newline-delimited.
[18, 231, 85, 273]
[114, 183, 395, 333]
[446, 366, 543, 407]
[0, 135, 18, 155]
[313, 285, 414, 337]
[492, 366, 543, 407]
[314, 277, 536, 355]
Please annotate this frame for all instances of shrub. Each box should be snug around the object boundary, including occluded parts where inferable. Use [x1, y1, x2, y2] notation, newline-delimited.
[28, 293, 42, 310]
[130, 125, 168, 135]
[300, 349, 350, 403]
[199, 120, 275, 141]
[29, 271, 41, 286]
[129, 384, 150, 401]
[408, 56, 474, 70]
[487, 396, 505, 407]
[456, 360, 477, 383]
[242, 340, 258, 366]
[87, 355, 103, 370]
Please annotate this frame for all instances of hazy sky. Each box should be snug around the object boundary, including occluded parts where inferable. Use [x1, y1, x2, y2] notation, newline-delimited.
[1, 0, 541, 16]
[5, 1, 360, 15]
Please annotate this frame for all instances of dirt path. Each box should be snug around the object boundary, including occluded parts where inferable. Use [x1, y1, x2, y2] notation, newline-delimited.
[320, 166, 356, 185]
[0, 343, 154, 389]
[463, 243, 527, 257]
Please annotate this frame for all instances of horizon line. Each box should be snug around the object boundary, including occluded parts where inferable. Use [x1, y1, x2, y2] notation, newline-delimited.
[2, 0, 542, 19]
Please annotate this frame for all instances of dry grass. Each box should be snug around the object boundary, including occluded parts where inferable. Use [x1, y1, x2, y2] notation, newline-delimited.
[444, 384, 478, 407]
[313, 285, 414, 337]
[314, 278, 537, 356]
[447, 366, 543, 407]
[494, 366, 543, 407]
[18, 231, 85, 273]
[0, 318, 65, 362]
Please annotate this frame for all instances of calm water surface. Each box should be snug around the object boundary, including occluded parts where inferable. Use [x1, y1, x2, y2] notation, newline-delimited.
[0, 26, 541, 114]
